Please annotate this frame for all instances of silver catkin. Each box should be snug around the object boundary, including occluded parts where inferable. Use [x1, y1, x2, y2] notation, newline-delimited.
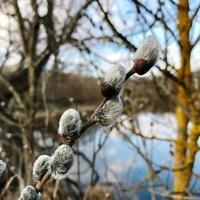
[133, 36, 159, 67]
[50, 144, 73, 180]
[0, 160, 7, 180]
[18, 185, 40, 200]
[104, 65, 126, 90]
[33, 155, 50, 181]
[58, 109, 82, 141]
[96, 97, 123, 127]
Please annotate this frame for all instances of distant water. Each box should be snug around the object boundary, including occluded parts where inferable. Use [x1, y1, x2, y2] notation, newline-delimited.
[67, 113, 200, 200]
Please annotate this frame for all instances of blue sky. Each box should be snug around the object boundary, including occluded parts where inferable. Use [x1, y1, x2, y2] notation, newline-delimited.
[0, 0, 199, 76]
[58, 0, 200, 77]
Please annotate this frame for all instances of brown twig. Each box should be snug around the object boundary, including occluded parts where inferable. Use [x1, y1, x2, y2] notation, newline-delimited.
[125, 66, 136, 80]
[35, 168, 52, 191]
[53, 180, 60, 199]
[79, 97, 107, 135]
[0, 175, 17, 199]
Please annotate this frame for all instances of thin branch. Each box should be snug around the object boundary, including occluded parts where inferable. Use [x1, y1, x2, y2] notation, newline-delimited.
[0, 75, 26, 110]
[133, 0, 179, 44]
[0, 175, 18, 199]
[191, 3, 200, 21]
[60, 0, 95, 44]
[192, 35, 200, 48]
[35, 169, 52, 191]
[96, 0, 136, 51]
[0, 109, 19, 127]
[155, 65, 185, 87]
[12, 0, 28, 55]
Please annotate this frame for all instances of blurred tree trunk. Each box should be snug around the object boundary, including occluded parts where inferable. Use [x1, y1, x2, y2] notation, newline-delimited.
[174, 0, 200, 197]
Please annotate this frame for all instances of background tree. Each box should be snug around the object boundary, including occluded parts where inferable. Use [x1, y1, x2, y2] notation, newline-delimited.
[90, 0, 200, 198]
[0, 0, 200, 199]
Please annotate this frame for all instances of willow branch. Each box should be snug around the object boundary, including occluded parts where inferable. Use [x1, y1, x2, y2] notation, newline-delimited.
[33, 64, 136, 192]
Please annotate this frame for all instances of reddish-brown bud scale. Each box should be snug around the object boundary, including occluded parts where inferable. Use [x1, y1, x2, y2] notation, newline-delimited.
[133, 58, 151, 75]
[101, 82, 119, 99]
[132, 36, 159, 75]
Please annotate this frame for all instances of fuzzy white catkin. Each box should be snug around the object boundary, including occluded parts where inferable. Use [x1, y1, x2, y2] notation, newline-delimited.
[58, 109, 82, 141]
[0, 160, 7, 179]
[33, 155, 50, 181]
[133, 36, 159, 66]
[51, 145, 73, 180]
[104, 65, 126, 90]
[96, 97, 123, 127]
[18, 185, 40, 200]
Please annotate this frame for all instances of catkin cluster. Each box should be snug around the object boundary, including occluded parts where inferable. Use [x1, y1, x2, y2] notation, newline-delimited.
[33, 155, 50, 181]
[97, 64, 125, 126]
[19, 186, 41, 200]
[133, 36, 159, 75]
[19, 36, 159, 200]
[19, 108, 82, 199]
[0, 160, 7, 180]
[33, 109, 81, 181]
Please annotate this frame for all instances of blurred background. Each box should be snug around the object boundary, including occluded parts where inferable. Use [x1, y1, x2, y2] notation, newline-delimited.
[0, 0, 200, 199]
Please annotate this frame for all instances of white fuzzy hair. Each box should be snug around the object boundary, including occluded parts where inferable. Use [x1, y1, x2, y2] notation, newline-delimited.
[105, 65, 126, 90]
[33, 155, 50, 181]
[58, 109, 82, 141]
[18, 185, 40, 200]
[133, 36, 159, 66]
[51, 145, 73, 180]
[0, 160, 7, 178]
[96, 97, 123, 127]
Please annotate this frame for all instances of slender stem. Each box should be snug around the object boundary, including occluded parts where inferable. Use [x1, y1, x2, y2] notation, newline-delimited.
[35, 169, 52, 191]
[79, 120, 96, 135]
[88, 97, 107, 122]
[77, 141, 82, 198]
[79, 97, 107, 135]
[0, 175, 17, 199]
[53, 180, 60, 199]
[125, 65, 135, 80]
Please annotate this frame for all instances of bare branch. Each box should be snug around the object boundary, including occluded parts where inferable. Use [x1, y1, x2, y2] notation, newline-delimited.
[0, 74, 26, 110]
[12, 0, 28, 55]
[96, 0, 136, 51]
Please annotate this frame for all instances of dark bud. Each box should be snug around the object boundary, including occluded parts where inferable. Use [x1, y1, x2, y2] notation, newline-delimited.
[101, 82, 119, 99]
[133, 59, 152, 75]
[132, 36, 159, 75]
